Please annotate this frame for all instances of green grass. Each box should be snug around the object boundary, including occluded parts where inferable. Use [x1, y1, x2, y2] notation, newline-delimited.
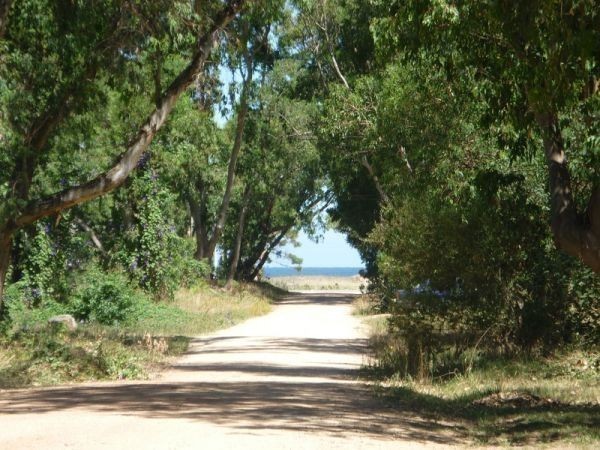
[126, 282, 272, 335]
[360, 312, 600, 447]
[0, 282, 275, 389]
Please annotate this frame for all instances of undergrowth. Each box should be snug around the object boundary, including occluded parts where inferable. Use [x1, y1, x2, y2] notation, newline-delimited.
[0, 281, 275, 389]
[359, 301, 600, 447]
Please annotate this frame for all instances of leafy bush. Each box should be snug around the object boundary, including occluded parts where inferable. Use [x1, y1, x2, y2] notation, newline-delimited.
[566, 267, 600, 346]
[169, 237, 211, 288]
[370, 162, 600, 379]
[70, 270, 141, 325]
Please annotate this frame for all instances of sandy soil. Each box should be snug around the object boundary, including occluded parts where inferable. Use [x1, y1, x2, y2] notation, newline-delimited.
[0, 292, 463, 449]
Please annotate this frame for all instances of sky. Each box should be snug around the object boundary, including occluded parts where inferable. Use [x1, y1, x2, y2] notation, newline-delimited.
[215, 67, 363, 269]
[266, 229, 363, 268]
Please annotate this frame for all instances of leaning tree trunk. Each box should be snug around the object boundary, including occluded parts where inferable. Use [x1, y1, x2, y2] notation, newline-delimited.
[225, 186, 251, 288]
[248, 228, 289, 281]
[205, 60, 253, 261]
[537, 112, 600, 273]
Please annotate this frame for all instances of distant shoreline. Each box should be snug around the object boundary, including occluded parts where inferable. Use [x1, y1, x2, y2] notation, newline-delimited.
[267, 274, 366, 292]
[263, 267, 363, 278]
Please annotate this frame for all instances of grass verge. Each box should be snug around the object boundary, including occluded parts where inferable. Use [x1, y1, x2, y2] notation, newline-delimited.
[360, 309, 600, 448]
[0, 282, 275, 389]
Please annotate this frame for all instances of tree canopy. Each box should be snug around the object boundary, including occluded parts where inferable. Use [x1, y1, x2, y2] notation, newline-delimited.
[0, 0, 598, 356]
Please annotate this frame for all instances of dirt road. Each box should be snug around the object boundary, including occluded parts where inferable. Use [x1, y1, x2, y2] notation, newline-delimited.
[0, 292, 461, 449]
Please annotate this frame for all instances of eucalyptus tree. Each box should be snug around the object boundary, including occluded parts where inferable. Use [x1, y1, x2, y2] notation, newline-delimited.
[0, 0, 249, 308]
[373, 0, 600, 273]
[219, 59, 328, 282]
[181, 0, 285, 265]
[287, 0, 384, 273]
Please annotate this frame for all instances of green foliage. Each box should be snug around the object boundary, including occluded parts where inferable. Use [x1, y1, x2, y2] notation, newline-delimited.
[0, 0, 598, 402]
[70, 269, 140, 325]
[567, 267, 600, 346]
[317, 35, 600, 378]
[0, 282, 274, 388]
[0, 326, 148, 387]
[1, 280, 68, 336]
[20, 222, 55, 302]
[114, 170, 207, 300]
[133, 172, 178, 299]
[172, 246, 211, 288]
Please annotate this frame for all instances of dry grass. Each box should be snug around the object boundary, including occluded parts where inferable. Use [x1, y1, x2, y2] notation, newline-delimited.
[358, 304, 600, 447]
[268, 275, 367, 292]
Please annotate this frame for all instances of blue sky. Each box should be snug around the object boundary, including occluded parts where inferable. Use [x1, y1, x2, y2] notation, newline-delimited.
[267, 229, 363, 268]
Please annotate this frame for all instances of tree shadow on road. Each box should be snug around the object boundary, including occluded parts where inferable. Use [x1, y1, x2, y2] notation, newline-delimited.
[375, 384, 600, 446]
[0, 378, 466, 446]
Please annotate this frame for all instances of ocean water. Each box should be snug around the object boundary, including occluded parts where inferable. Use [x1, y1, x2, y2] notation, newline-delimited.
[263, 267, 363, 278]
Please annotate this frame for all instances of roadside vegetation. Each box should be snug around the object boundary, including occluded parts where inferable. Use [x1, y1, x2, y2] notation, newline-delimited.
[356, 297, 600, 447]
[0, 279, 273, 389]
[0, 2, 598, 444]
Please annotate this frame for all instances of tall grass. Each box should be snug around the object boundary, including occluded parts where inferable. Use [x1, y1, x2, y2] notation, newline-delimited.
[268, 275, 365, 292]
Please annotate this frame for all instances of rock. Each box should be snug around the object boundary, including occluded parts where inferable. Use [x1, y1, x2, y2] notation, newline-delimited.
[48, 314, 78, 331]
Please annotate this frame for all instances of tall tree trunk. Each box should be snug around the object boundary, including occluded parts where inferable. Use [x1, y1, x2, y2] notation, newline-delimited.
[225, 185, 251, 288]
[237, 237, 269, 279]
[248, 228, 289, 281]
[536, 112, 600, 273]
[189, 194, 209, 261]
[0, 231, 12, 314]
[0, 0, 12, 39]
[205, 60, 253, 260]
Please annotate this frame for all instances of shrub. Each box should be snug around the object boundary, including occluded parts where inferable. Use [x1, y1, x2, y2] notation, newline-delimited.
[70, 270, 141, 325]
[169, 237, 211, 289]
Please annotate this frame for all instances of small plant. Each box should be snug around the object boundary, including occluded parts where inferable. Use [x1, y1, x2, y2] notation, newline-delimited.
[71, 270, 140, 325]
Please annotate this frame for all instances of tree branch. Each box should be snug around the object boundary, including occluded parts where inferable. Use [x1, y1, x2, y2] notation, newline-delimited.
[536, 112, 600, 273]
[361, 155, 389, 204]
[5, 0, 248, 234]
[206, 26, 254, 258]
[74, 218, 105, 253]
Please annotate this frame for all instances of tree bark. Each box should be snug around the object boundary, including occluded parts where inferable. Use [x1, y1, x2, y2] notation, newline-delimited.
[0, 0, 11, 39]
[0, 231, 12, 314]
[4, 0, 245, 233]
[225, 185, 251, 288]
[189, 189, 210, 261]
[536, 112, 600, 273]
[248, 228, 289, 281]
